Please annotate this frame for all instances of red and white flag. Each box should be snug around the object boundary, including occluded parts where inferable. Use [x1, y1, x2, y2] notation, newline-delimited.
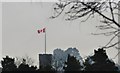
[37, 28, 45, 34]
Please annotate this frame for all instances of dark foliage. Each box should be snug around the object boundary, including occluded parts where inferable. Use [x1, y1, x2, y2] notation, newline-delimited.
[38, 64, 56, 72]
[1, 56, 38, 73]
[1, 56, 17, 71]
[63, 54, 83, 72]
[1, 49, 120, 73]
[84, 48, 119, 72]
[1, 56, 56, 73]
[17, 59, 37, 71]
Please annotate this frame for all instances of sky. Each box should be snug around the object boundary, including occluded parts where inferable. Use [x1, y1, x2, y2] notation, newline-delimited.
[1, 1, 119, 67]
[0, 2, 2, 67]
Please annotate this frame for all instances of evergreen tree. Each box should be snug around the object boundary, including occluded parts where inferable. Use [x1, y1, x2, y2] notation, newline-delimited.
[63, 54, 82, 72]
[84, 48, 119, 72]
[18, 58, 37, 71]
[1, 56, 17, 71]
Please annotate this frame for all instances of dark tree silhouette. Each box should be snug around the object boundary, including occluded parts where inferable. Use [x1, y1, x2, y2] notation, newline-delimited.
[15, 55, 34, 67]
[1, 56, 17, 71]
[83, 56, 93, 71]
[1, 56, 38, 73]
[39, 65, 55, 72]
[63, 54, 83, 72]
[51, 0, 120, 50]
[0, 67, 2, 73]
[18, 58, 37, 71]
[84, 48, 119, 72]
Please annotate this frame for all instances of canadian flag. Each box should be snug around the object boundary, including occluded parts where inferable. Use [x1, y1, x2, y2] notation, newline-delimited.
[37, 28, 45, 34]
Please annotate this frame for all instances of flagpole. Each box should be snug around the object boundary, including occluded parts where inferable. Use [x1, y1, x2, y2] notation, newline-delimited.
[45, 28, 46, 54]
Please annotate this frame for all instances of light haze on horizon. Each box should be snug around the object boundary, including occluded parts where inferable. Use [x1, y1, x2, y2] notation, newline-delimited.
[2, 2, 118, 66]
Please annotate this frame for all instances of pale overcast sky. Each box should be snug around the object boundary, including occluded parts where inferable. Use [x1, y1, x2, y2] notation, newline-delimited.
[1, 2, 118, 66]
[0, 2, 2, 67]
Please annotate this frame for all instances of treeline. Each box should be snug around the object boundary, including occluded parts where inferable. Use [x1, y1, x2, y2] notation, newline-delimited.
[1, 48, 120, 73]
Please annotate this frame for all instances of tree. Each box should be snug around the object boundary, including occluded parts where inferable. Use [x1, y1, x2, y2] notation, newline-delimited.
[39, 65, 55, 72]
[84, 48, 119, 72]
[18, 58, 37, 71]
[83, 56, 93, 71]
[51, 0, 120, 49]
[52, 48, 83, 71]
[15, 55, 34, 67]
[1, 55, 37, 72]
[1, 56, 17, 71]
[63, 54, 83, 72]
[53, 48, 66, 71]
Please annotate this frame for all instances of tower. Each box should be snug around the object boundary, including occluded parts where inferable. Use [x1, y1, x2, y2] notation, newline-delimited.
[39, 54, 52, 69]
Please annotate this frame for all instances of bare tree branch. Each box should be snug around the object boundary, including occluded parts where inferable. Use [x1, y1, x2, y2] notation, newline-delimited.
[102, 41, 120, 49]
[112, 50, 120, 59]
[52, 0, 120, 50]
[104, 32, 120, 47]
[109, 1, 115, 21]
[81, 2, 120, 28]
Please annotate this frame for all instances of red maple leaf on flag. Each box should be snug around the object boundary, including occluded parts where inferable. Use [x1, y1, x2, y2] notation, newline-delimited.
[37, 28, 46, 34]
